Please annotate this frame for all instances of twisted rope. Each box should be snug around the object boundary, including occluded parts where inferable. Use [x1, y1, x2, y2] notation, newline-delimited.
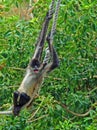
[50, 0, 61, 43]
[48, 0, 55, 17]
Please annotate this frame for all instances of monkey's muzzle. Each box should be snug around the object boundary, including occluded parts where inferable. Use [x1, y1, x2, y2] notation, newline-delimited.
[13, 91, 30, 116]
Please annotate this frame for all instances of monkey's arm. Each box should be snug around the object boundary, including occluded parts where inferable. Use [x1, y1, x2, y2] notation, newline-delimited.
[31, 11, 53, 63]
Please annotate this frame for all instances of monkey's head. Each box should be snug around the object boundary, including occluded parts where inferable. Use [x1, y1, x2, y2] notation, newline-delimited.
[30, 59, 40, 73]
[13, 91, 30, 116]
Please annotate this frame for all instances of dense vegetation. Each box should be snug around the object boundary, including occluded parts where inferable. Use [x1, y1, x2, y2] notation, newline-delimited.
[0, 0, 97, 129]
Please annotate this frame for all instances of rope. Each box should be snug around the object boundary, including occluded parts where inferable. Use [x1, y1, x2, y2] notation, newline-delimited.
[48, 0, 55, 18]
[50, 0, 61, 43]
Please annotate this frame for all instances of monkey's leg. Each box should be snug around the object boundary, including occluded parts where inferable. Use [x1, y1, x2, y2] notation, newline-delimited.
[46, 33, 59, 72]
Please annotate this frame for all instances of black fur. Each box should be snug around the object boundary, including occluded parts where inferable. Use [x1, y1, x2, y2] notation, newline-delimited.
[13, 91, 30, 115]
[30, 59, 40, 68]
[13, 91, 30, 107]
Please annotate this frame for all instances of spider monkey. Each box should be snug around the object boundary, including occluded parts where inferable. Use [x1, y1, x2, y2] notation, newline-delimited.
[13, 10, 59, 116]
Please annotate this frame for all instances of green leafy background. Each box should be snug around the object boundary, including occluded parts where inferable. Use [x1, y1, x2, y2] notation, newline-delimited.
[0, 0, 97, 129]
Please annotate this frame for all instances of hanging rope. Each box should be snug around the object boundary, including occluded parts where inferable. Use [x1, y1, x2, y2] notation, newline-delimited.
[48, 0, 55, 17]
[50, 0, 61, 43]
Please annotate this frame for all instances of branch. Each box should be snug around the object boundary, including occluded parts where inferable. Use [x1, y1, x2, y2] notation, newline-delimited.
[27, 114, 48, 123]
[0, 110, 12, 115]
[88, 87, 97, 94]
[0, 106, 13, 115]
[0, 65, 25, 71]
[28, 96, 45, 121]
[54, 100, 96, 117]
[8, 67, 25, 71]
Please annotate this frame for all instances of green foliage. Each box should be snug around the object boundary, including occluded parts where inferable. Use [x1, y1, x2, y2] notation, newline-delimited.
[0, 0, 97, 129]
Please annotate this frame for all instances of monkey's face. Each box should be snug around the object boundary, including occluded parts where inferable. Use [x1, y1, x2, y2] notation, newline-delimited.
[13, 91, 30, 116]
[30, 59, 40, 73]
